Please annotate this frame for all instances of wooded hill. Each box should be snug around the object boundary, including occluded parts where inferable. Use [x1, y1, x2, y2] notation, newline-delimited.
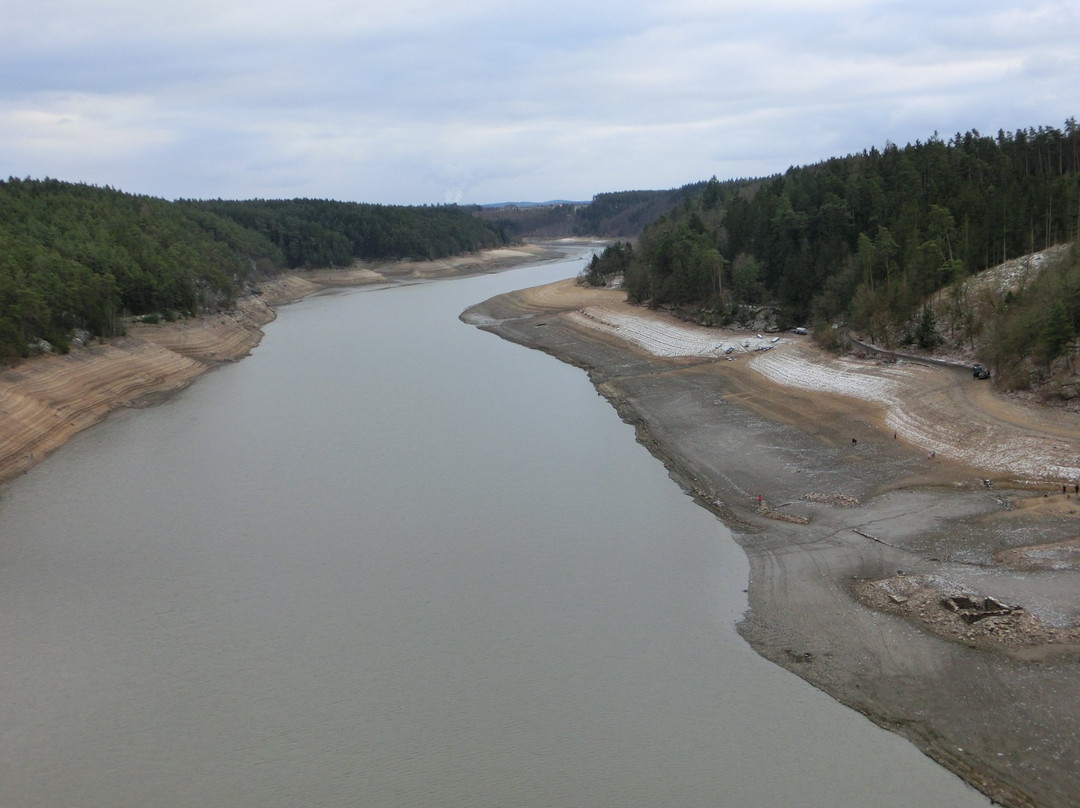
[587, 121, 1080, 394]
[475, 182, 722, 239]
[0, 179, 509, 358]
[8, 120, 1080, 394]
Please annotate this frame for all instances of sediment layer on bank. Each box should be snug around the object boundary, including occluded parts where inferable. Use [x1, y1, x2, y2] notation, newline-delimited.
[0, 242, 572, 487]
[463, 277, 1080, 808]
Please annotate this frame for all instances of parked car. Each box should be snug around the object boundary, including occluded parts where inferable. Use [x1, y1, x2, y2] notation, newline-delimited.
[972, 364, 990, 379]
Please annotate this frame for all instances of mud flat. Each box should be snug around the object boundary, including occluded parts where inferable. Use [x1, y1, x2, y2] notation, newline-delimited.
[0, 241, 572, 486]
[463, 278, 1080, 808]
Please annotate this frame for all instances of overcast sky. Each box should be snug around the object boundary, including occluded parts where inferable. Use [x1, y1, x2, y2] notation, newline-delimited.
[2, 0, 1077, 205]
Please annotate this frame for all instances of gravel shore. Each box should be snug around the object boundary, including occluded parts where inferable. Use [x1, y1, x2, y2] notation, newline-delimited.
[463, 277, 1080, 808]
[5, 241, 1077, 806]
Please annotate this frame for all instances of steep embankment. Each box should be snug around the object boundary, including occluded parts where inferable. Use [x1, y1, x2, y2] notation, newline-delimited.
[0, 242, 569, 487]
[0, 295, 276, 484]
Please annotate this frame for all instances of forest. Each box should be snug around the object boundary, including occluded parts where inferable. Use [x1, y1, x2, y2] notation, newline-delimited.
[6, 121, 1080, 388]
[586, 121, 1080, 389]
[475, 182, 715, 239]
[0, 179, 509, 358]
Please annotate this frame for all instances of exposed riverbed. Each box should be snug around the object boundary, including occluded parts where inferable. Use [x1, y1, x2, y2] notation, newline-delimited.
[0, 250, 988, 806]
[467, 258, 1080, 808]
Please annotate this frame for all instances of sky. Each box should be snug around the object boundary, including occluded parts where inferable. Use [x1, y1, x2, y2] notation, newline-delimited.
[2, 0, 1078, 206]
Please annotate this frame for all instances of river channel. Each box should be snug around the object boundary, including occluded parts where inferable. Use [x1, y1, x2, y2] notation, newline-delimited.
[0, 250, 988, 806]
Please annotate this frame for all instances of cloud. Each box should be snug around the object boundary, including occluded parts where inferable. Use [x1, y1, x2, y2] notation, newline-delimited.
[0, 93, 176, 178]
[1, 0, 1076, 203]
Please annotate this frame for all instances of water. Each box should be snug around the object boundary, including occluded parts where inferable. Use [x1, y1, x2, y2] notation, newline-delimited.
[0, 251, 988, 806]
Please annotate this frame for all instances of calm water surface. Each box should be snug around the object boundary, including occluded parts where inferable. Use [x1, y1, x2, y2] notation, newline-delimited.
[0, 252, 988, 806]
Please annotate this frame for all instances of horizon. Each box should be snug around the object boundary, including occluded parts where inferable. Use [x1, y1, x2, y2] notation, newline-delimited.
[10, 120, 1074, 209]
[3, 1, 1077, 206]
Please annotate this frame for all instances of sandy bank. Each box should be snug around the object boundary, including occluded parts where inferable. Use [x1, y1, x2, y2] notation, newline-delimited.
[0, 241, 575, 487]
[463, 277, 1080, 808]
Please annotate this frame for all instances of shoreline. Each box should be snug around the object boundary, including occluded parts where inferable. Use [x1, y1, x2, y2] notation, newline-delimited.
[6, 241, 1076, 805]
[463, 278, 1080, 808]
[0, 240, 579, 487]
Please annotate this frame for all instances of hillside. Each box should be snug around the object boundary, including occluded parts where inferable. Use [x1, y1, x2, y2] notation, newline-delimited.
[473, 179, 748, 239]
[0, 242, 559, 485]
[0, 179, 510, 360]
[7, 119, 1079, 394]
[579, 121, 1080, 396]
[876, 242, 1080, 406]
[612, 123, 1078, 318]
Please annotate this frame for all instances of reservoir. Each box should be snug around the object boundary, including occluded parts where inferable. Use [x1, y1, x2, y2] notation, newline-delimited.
[0, 249, 988, 806]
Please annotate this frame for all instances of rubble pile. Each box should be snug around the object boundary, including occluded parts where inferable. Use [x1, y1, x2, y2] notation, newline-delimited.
[854, 574, 1080, 649]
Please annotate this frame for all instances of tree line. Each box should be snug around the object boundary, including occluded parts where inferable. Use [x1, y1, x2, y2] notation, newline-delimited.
[475, 181, 719, 239]
[193, 198, 509, 267]
[590, 123, 1080, 366]
[0, 178, 509, 359]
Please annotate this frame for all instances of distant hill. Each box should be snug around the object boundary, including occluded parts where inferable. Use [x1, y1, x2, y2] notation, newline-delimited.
[479, 200, 585, 209]
[473, 180, 750, 239]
